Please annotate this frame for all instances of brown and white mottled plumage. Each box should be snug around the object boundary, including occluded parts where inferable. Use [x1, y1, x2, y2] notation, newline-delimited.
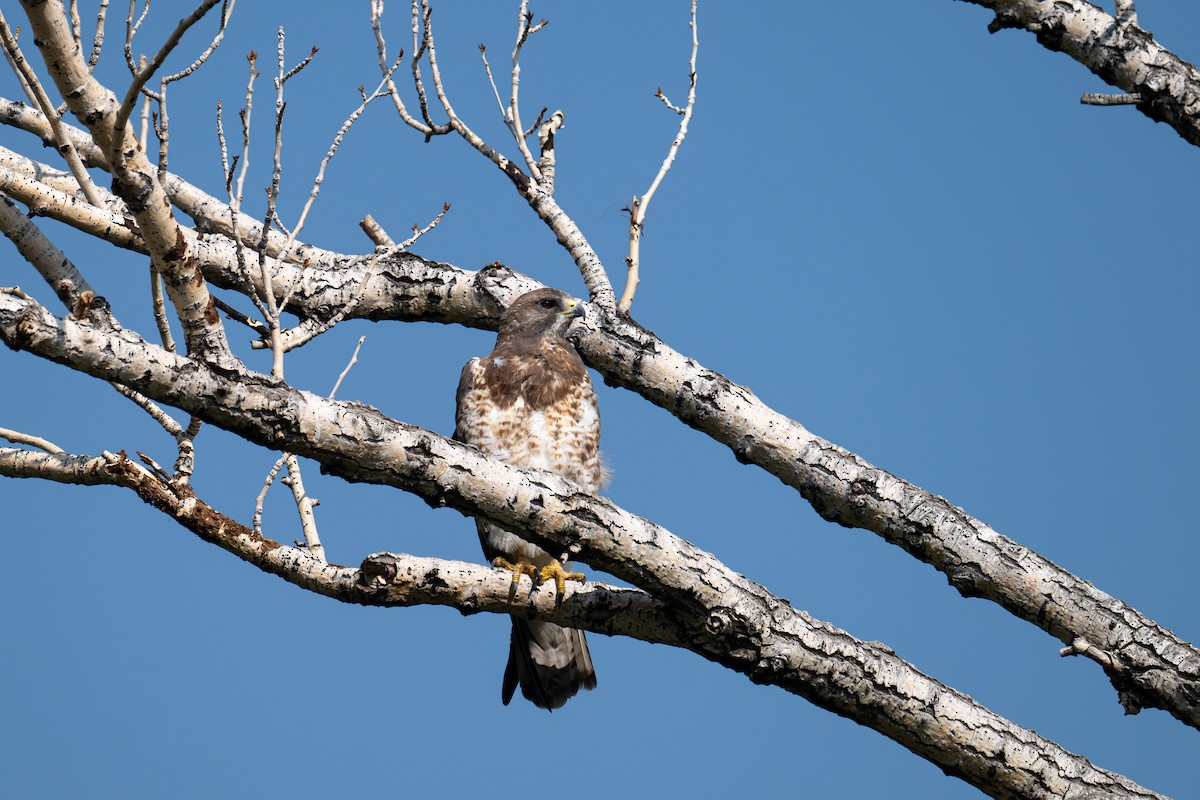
[453, 288, 601, 709]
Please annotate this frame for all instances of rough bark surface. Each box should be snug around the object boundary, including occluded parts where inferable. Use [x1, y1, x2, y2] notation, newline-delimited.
[0, 300, 1166, 800]
[963, 0, 1200, 145]
[3, 118, 1197, 725]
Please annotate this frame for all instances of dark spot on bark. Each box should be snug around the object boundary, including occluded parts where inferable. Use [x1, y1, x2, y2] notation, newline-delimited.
[565, 506, 602, 527]
[203, 296, 219, 324]
[947, 566, 985, 599]
[421, 568, 449, 592]
[732, 434, 755, 465]
[165, 228, 188, 262]
[1033, 8, 1068, 51]
[502, 160, 531, 193]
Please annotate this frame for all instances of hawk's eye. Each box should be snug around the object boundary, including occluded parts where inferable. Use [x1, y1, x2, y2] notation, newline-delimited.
[539, 298, 557, 309]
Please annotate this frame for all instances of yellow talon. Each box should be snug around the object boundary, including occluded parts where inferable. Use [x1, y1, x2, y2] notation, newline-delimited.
[493, 557, 539, 585]
[492, 557, 584, 597]
[539, 561, 585, 597]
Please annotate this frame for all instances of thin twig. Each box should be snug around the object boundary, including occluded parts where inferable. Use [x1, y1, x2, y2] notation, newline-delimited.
[393, 201, 450, 252]
[410, 0, 615, 308]
[253, 455, 287, 536]
[1081, 92, 1142, 105]
[111, 378, 201, 482]
[0, 11, 105, 207]
[111, 382, 184, 437]
[149, 268, 176, 352]
[257, 29, 293, 378]
[523, 105, 547, 138]
[256, 257, 379, 352]
[619, 0, 698, 314]
[0, 427, 65, 454]
[371, 0, 446, 137]
[113, 0, 222, 167]
[273, 58, 402, 313]
[124, 0, 155, 92]
[69, 0, 83, 51]
[213, 295, 269, 334]
[506, 1, 545, 180]
[161, 0, 234, 85]
[220, 52, 269, 319]
[329, 336, 366, 400]
[283, 454, 323, 560]
[411, 3, 445, 133]
[88, 1, 110, 70]
[259, 200, 448, 353]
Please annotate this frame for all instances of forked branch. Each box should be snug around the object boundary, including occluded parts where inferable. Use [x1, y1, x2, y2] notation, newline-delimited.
[374, 0, 616, 309]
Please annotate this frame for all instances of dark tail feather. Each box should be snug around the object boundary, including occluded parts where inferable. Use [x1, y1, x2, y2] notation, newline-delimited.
[501, 618, 596, 710]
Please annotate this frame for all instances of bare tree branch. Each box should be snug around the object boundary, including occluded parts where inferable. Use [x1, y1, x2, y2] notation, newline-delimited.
[20, 0, 234, 361]
[375, 0, 616, 309]
[0, 300, 1168, 799]
[619, 0, 698, 314]
[0, 427, 65, 454]
[113, 0, 223, 163]
[160, 253, 1200, 730]
[0, 10, 104, 206]
[0, 96, 343, 266]
[967, 0, 1200, 146]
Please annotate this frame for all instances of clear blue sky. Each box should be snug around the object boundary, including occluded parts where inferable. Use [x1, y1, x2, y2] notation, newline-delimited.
[3, 2, 1198, 798]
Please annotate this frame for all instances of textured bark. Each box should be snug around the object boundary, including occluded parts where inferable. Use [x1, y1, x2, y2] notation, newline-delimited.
[0, 97, 339, 267]
[0, 446, 674, 642]
[4, 118, 1197, 726]
[184, 252, 1200, 730]
[962, 0, 1200, 146]
[5, 135, 1195, 725]
[2, 3, 1197, 793]
[0, 304, 1165, 799]
[19, 0, 232, 360]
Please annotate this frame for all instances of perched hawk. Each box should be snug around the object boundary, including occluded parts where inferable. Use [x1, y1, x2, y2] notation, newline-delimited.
[453, 288, 601, 710]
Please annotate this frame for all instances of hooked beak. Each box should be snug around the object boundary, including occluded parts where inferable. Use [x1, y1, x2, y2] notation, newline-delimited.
[561, 299, 586, 320]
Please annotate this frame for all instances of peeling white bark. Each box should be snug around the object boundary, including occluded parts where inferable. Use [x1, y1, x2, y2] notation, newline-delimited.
[175, 253, 1200, 731]
[2, 2, 1198, 794]
[965, 0, 1200, 146]
[20, 0, 231, 359]
[0, 344, 1165, 799]
[3, 143, 1196, 731]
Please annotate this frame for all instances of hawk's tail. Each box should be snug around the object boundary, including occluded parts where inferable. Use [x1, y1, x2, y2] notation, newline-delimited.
[501, 618, 597, 710]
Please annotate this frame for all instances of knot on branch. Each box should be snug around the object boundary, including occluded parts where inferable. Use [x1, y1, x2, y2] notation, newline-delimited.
[946, 565, 985, 599]
[986, 12, 1024, 34]
[1059, 636, 1120, 670]
[12, 306, 43, 350]
[111, 170, 155, 213]
[705, 607, 735, 636]
[360, 552, 400, 588]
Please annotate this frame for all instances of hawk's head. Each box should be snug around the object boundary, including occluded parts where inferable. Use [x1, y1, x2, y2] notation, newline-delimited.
[498, 288, 585, 343]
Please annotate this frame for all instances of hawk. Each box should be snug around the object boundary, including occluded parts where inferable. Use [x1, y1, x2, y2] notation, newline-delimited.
[453, 288, 601, 710]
